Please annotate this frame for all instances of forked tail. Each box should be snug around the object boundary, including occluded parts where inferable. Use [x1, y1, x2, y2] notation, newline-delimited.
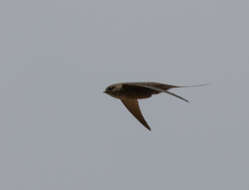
[167, 83, 209, 102]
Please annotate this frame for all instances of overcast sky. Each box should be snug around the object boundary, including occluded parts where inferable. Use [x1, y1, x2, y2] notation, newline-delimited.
[0, 0, 248, 189]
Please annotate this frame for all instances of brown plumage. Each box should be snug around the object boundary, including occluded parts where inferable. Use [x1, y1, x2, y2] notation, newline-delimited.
[104, 82, 207, 131]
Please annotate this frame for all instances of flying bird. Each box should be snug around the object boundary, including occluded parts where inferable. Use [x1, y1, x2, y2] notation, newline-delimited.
[104, 82, 206, 131]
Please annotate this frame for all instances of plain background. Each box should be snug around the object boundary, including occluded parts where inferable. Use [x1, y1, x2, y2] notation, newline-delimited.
[0, 0, 248, 189]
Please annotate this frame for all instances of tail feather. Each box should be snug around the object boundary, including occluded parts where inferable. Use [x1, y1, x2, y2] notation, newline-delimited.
[164, 91, 189, 103]
[175, 83, 210, 88]
[150, 82, 209, 91]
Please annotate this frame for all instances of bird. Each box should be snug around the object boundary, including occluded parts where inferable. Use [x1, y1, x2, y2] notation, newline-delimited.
[104, 82, 207, 131]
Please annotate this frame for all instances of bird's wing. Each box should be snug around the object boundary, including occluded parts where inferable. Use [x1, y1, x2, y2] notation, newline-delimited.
[129, 82, 209, 89]
[127, 82, 178, 90]
[121, 98, 151, 131]
[128, 83, 189, 103]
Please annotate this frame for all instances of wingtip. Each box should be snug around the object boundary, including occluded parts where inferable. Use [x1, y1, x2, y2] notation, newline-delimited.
[144, 125, 151, 131]
[145, 125, 152, 131]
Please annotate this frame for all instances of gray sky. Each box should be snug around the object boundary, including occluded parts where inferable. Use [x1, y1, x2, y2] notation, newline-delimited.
[0, 0, 248, 189]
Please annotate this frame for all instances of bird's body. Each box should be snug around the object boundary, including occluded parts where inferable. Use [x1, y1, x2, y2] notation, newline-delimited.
[106, 82, 178, 99]
[104, 82, 206, 131]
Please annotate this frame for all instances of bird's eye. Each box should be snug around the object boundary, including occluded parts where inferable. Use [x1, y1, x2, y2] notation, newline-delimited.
[107, 86, 114, 91]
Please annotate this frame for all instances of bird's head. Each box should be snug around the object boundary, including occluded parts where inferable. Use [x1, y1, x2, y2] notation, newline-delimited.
[104, 84, 123, 98]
